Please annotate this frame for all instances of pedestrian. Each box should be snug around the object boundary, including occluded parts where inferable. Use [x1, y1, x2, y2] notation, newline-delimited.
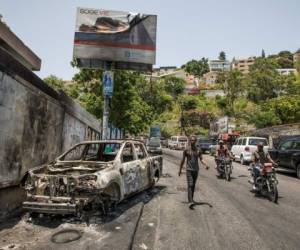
[178, 135, 210, 204]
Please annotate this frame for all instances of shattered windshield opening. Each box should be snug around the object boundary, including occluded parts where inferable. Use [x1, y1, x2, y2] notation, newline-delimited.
[60, 143, 121, 162]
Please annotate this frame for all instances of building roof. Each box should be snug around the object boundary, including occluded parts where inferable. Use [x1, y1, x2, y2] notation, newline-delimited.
[0, 20, 41, 70]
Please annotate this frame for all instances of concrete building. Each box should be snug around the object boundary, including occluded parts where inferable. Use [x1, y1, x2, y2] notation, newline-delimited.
[146, 68, 200, 93]
[293, 52, 300, 63]
[232, 57, 255, 74]
[152, 66, 178, 76]
[276, 68, 297, 75]
[201, 71, 219, 85]
[208, 60, 231, 72]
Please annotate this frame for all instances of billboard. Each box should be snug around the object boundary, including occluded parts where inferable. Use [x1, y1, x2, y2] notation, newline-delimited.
[210, 116, 228, 136]
[73, 7, 157, 71]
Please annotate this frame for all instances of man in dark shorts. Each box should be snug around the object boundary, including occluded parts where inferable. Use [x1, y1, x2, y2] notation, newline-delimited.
[178, 136, 210, 203]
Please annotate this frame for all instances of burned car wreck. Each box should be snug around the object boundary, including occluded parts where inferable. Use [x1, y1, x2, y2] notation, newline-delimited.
[22, 140, 163, 215]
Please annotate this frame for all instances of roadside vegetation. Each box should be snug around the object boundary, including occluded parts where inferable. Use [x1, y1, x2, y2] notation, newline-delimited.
[44, 49, 300, 137]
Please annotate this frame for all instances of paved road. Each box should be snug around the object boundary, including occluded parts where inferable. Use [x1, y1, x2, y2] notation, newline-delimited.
[0, 149, 299, 250]
[140, 149, 300, 250]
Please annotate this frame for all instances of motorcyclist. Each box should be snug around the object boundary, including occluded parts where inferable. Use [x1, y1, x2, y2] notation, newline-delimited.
[251, 142, 277, 190]
[215, 140, 232, 172]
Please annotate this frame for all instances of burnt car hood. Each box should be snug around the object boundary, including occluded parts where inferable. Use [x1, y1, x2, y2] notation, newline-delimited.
[28, 162, 109, 177]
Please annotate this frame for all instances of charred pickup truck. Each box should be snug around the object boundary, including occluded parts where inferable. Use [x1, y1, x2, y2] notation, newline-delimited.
[22, 140, 163, 215]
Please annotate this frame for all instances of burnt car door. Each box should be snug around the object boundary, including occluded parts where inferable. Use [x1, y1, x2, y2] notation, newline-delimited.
[277, 140, 294, 168]
[134, 143, 151, 189]
[121, 142, 141, 196]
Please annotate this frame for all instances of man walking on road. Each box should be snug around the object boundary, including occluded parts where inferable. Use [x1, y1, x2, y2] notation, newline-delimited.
[178, 136, 210, 203]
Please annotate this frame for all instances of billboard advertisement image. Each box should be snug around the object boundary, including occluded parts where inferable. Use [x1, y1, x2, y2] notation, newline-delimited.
[73, 7, 157, 71]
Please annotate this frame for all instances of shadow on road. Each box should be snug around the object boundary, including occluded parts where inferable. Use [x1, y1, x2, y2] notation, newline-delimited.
[189, 201, 213, 210]
[238, 174, 248, 178]
[215, 175, 237, 181]
[101, 185, 166, 224]
[276, 169, 297, 179]
[1, 185, 167, 232]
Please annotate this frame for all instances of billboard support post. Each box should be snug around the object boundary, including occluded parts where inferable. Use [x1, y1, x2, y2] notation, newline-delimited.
[102, 62, 114, 140]
[102, 94, 109, 140]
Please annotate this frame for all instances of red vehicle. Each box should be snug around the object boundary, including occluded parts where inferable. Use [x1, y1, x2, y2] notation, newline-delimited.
[218, 132, 240, 149]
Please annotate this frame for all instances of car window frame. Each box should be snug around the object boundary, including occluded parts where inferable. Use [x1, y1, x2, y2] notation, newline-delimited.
[248, 138, 268, 146]
[58, 143, 87, 162]
[134, 143, 147, 160]
[121, 142, 137, 163]
[292, 140, 300, 150]
[83, 143, 101, 161]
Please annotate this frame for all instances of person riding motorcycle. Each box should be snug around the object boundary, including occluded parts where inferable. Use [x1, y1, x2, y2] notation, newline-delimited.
[251, 142, 277, 190]
[215, 140, 233, 171]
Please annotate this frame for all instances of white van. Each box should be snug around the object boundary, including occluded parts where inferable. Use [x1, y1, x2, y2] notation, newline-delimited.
[231, 137, 269, 165]
[168, 136, 188, 150]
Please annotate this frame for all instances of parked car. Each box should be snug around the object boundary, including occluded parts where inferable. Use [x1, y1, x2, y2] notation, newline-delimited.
[147, 137, 163, 155]
[168, 136, 188, 150]
[197, 138, 213, 154]
[269, 136, 300, 179]
[231, 137, 269, 165]
[160, 137, 169, 148]
[22, 140, 163, 215]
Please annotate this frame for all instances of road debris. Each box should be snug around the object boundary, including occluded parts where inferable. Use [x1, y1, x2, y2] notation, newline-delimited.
[139, 243, 148, 249]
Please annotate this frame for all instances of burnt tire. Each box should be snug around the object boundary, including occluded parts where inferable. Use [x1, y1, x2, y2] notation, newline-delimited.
[101, 183, 120, 214]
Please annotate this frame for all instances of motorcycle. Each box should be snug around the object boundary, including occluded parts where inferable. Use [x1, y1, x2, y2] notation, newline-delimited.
[248, 163, 279, 203]
[216, 156, 233, 181]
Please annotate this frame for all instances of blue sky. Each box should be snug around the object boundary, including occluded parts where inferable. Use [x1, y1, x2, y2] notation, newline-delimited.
[1, 0, 299, 80]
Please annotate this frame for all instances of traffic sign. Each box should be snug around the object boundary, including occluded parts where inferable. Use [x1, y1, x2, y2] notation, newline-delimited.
[103, 71, 114, 97]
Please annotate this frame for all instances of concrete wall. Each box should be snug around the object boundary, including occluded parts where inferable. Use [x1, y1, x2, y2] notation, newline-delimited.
[250, 123, 300, 148]
[0, 48, 102, 218]
[0, 70, 65, 187]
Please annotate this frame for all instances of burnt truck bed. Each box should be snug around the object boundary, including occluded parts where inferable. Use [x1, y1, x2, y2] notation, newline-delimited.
[22, 140, 163, 215]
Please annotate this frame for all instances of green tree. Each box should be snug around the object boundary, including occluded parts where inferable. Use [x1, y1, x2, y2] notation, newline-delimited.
[219, 51, 226, 60]
[110, 71, 153, 135]
[261, 49, 266, 58]
[163, 76, 185, 98]
[294, 50, 300, 73]
[70, 69, 163, 135]
[247, 58, 280, 102]
[276, 50, 294, 68]
[136, 78, 173, 118]
[249, 95, 300, 128]
[222, 69, 245, 114]
[215, 95, 230, 115]
[43, 75, 65, 91]
[184, 58, 209, 77]
[249, 109, 280, 128]
[267, 95, 300, 124]
[179, 95, 198, 111]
